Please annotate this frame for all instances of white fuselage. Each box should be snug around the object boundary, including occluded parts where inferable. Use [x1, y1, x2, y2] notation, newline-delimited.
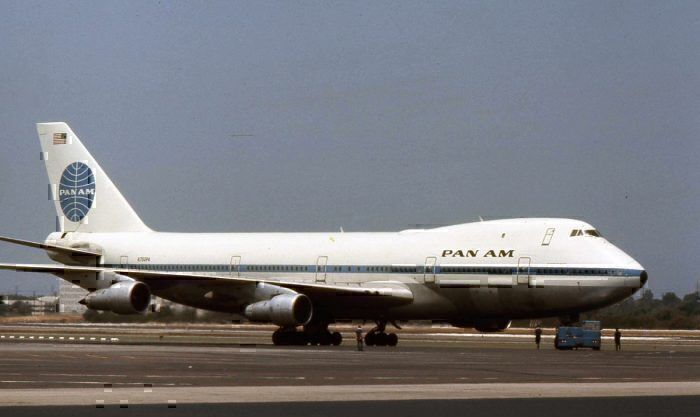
[48, 218, 645, 322]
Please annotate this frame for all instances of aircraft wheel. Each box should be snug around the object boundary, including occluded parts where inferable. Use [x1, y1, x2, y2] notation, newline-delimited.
[331, 332, 342, 346]
[273, 330, 290, 346]
[293, 332, 307, 346]
[272, 331, 283, 346]
[387, 333, 398, 346]
[319, 332, 332, 346]
[375, 332, 388, 346]
[364, 333, 375, 346]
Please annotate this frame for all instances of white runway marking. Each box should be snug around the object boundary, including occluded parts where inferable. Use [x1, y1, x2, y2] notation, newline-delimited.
[38, 373, 128, 378]
[0, 380, 180, 386]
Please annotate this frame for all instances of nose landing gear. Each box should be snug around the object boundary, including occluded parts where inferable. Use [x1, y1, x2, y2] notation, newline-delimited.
[364, 320, 399, 347]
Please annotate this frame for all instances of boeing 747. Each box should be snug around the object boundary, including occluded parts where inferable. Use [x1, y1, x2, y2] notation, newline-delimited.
[0, 123, 647, 346]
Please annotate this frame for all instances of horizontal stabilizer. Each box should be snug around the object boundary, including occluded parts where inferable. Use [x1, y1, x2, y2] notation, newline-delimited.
[0, 235, 100, 257]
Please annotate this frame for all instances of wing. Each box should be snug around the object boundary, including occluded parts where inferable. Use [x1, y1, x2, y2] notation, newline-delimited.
[0, 263, 414, 302]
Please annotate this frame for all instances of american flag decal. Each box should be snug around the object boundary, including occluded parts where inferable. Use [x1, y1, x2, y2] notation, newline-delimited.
[53, 133, 67, 145]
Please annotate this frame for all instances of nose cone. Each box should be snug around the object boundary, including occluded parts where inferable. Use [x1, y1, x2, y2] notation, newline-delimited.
[625, 258, 646, 289]
[607, 243, 647, 289]
[639, 270, 648, 288]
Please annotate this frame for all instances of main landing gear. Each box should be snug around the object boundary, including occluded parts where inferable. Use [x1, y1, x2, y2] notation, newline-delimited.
[364, 320, 399, 347]
[272, 323, 342, 346]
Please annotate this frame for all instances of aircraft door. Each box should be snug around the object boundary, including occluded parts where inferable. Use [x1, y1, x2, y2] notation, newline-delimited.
[424, 256, 437, 284]
[316, 256, 328, 283]
[120, 256, 128, 268]
[230, 256, 241, 277]
[517, 257, 531, 286]
[541, 228, 555, 246]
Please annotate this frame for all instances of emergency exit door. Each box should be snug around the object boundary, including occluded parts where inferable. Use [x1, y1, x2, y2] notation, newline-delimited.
[517, 257, 531, 285]
[424, 257, 437, 284]
[316, 256, 328, 283]
[230, 256, 241, 277]
[120, 256, 128, 268]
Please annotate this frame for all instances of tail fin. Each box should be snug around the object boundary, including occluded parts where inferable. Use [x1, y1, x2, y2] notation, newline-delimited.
[37, 122, 150, 233]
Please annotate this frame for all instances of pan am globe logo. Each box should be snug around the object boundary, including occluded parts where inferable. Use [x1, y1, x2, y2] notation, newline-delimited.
[58, 162, 96, 222]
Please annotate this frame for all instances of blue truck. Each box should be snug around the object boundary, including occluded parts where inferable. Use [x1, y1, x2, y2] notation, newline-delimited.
[555, 320, 602, 350]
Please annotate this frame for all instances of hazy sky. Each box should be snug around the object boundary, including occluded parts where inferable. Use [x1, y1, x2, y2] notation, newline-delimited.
[0, 1, 698, 296]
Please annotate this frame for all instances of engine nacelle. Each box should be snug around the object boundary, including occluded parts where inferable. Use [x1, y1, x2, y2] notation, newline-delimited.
[244, 294, 313, 327]
[82, 280, 151, 314]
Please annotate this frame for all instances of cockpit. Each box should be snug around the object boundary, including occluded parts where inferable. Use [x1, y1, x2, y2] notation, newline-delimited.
[570, 229, 602, 237]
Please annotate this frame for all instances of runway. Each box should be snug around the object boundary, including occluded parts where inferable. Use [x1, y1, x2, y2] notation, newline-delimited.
[1, 324, 699, 415]
[3, 397, 700, 417]
[2, 342, 700, 389]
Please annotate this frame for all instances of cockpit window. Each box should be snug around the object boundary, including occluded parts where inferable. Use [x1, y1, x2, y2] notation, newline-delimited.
[571, 229, 602, 237]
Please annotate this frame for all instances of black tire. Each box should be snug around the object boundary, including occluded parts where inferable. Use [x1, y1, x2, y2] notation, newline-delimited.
[272, 331, 283, 346]
[274, 331, 293, 346]
[387, 333, 398, 346]
[375, 332, 388, 346]
[319, 332, 332, 346]
[364, 333, 375, 346]
[331, 332, 342, 346]
[293, 332, 307, 346]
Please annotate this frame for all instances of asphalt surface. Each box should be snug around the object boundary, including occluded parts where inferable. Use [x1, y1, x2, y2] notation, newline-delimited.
[2, 323, 700, 351]
[1, 325, 699, 412]
[3, 397, 700, 417]
[1, 342, 700, 389]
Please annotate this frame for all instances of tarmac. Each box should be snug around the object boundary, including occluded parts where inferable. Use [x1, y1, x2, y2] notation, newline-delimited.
[1, 324, 699, 415]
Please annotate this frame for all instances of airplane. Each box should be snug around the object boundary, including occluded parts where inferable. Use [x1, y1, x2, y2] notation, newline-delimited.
[0, 122, 648, 346]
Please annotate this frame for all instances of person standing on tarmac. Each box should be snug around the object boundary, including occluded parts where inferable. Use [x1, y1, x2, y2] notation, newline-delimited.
[535, 326, 542, 349]
[355, 325, 364, 351]
[614, 328, 622, 351]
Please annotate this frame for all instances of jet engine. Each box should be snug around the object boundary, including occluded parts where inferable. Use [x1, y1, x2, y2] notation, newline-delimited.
[81, 280, 151, 314]
[244, 294, 313, 327]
